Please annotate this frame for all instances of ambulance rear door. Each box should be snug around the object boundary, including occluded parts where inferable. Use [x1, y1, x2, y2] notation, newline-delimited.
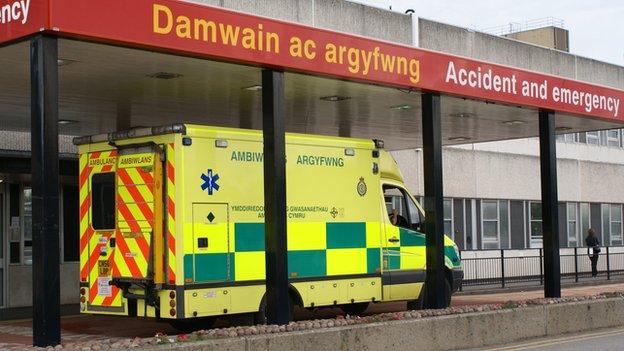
[113, 145, 165, 284]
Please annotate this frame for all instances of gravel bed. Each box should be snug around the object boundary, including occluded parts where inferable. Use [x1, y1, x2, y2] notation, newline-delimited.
[16, 291, 624, 350]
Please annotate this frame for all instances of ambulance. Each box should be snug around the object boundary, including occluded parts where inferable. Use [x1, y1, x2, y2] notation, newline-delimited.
[75, 124, 463, 329]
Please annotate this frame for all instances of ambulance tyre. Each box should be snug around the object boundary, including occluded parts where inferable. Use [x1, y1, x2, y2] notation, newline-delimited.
[340, 302, 370, 316]
[407, 278, 452, 310]
[254, 295, 294, 325]
[169, 317, 216, 332]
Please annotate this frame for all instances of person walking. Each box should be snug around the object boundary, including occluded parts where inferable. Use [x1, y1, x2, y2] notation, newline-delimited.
[585, 228, 601, 277]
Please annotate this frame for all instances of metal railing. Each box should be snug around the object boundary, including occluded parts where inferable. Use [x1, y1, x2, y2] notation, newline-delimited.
[481, 17, 565, 36]
[459, 246, 624, 290]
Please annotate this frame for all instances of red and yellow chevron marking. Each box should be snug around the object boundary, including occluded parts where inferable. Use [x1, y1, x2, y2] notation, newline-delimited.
[166, 143, 176, 284]
[79, 150, 123, 308]
[115, 165, 155, 279]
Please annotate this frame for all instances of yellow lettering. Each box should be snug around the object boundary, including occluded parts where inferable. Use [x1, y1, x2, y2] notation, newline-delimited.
[153, 4, 173, 35]
[194, 19, 216, 42]
[409, 59, 420, 84]
[325, 43, 337, 63]
[290, 37, 303, 57]
[219, 23, 240, 46]
[304, 39, 315, 59]
[176, 15, 191, 38]
[266, 32, 279, 53]
[242, 27, 256, 49]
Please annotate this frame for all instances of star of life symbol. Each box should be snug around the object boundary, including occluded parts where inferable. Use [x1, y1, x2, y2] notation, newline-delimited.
[201, 169, 220, 195]
[330, 207, 338, 218]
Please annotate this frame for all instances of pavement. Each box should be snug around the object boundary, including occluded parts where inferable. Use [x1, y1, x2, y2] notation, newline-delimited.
[2, 282, 624, 349]
[471, 327, 624, 351]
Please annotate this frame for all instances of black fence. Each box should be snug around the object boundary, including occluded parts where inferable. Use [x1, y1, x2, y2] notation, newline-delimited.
[459, 246, 624, 290]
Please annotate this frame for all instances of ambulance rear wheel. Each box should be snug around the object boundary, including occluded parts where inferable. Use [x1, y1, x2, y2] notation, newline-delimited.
[168, 317, 216, 332]
[340, 302, 369, 316]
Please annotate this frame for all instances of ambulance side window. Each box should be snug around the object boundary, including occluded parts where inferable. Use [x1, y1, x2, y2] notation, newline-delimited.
[406, 196, 423, 232]
[92, 173, 116, 230]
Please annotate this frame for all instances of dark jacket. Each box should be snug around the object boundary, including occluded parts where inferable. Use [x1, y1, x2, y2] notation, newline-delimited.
[585, 235, 600, 248]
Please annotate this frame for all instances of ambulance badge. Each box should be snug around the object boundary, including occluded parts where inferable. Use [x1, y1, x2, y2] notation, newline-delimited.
[357, 177, 367, 196]
[201, 169, 220, 195]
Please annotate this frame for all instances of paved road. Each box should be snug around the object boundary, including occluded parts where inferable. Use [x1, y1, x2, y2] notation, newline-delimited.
[474, 327, 624, 351]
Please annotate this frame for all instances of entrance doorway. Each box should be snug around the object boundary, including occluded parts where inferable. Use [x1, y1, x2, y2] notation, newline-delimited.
[0, 192, 5, 308]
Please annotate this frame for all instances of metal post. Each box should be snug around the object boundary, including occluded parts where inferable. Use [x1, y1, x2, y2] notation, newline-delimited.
[574, 247, 579, 282]
[539, 248, 543, 285]
[501, 249, 505, 288]
[538, 109, 561, 298]
[30, 35, 61, 347]
[458, 251, 463, 292]
[262, 69, 290, 324]
[421, 92, 447, 309]
[606, 246, 611, 280]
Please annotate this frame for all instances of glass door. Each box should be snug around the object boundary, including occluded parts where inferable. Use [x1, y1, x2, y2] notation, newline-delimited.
[0, 193, 5, 308]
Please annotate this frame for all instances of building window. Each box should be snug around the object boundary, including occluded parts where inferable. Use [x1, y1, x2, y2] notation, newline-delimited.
[529, 202, 542, 248]
[92, 173, 116, 230]
[567, 203, 578, 247]
[564, 133, 579, 143]
[602, 204, 622, 246]
[586, 131, 600, 145]
[444, 198, 453, 239]
[481, 200, 509, 250]
[23, 187, 32, 265]
[607, 130, 621, 148]
[580, 202, 591, 241]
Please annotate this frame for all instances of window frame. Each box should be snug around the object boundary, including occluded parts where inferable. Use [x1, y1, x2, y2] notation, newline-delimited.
[382, 184, 423, 232]
[481, 200, 500, 250]
[566, 202, 578, 247]
[529, 201, 543, 248]
[443, 198, 453, 240]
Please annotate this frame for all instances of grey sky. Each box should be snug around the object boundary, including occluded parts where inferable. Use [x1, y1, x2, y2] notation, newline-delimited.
[352, 0, 624, 66]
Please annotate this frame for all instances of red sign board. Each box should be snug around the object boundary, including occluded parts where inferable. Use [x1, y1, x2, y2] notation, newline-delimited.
[3, 0, 624, 123]
[0, 0, 47, 44]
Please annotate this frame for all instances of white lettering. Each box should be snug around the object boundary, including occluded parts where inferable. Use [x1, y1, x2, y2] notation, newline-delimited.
[21, 0, 30, 24]
[0, 0, 30, 25]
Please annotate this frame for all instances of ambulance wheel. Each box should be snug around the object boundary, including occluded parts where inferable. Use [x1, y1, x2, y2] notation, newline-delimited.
[340, 302, 369, 316]
[254, 296, 294, 325]
[168, 317, 216, 332]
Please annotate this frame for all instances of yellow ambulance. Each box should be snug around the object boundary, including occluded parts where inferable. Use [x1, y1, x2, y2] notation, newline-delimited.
[75, 124, 462, 329]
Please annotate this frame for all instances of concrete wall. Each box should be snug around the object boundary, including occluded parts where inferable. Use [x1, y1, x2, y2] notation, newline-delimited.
[8, 263, 79, 307]
[189, 0, 412, 45]
[418, 18, 624, 89]
[144, 298, 624, 351]
[392, 144, 624, 203]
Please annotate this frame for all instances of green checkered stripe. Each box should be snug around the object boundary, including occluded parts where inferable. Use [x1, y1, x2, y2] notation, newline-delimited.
[184, 224, 460, 282]
[184, 222, 378, 282]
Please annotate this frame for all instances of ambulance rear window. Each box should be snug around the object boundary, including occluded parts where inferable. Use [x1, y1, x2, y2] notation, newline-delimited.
[92, 173, 115, 230]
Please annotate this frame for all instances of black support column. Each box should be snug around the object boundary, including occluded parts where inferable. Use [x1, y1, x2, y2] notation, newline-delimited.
[262, 69, 290, 324]
[421, 92, 448, 308]
[30, 35, 61, 347]
[538, 109, 561, 298]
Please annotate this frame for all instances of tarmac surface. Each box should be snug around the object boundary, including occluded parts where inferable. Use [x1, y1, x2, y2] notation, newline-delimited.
[472, 327, 624, 351]
[1, 282, 624, 349]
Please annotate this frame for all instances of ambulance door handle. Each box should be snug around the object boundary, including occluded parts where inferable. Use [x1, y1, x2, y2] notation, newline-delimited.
[388, 237, 399, 243]
[197, 238, 208, 248]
